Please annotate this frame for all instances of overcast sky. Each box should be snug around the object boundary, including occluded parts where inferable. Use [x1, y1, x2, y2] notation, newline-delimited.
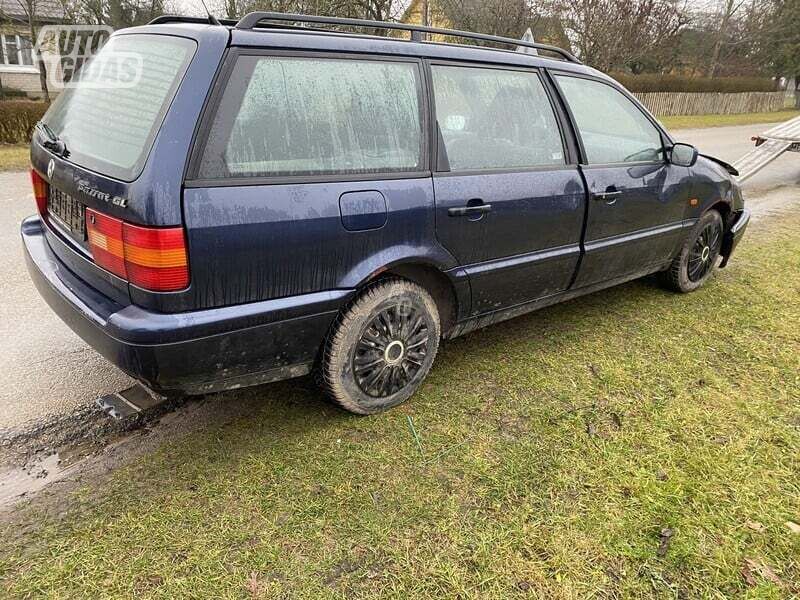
[174, 0, 206, 17]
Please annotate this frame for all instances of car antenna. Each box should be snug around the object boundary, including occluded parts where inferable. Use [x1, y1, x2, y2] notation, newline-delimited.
[198, 0, 222, 26]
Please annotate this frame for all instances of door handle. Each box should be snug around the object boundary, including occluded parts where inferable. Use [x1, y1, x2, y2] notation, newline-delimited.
[592, 190, 622, 204]
[448, 204, 492, 217]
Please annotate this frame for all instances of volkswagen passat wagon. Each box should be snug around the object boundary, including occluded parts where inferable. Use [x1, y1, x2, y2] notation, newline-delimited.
[23, 12, 750, 414]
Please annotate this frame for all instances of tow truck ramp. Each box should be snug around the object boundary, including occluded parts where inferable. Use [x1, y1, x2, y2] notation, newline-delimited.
[733, 114, 800, 182]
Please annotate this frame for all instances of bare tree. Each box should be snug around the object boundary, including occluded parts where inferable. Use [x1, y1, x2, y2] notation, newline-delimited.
[436, 0, 550, 39]
[677, 0, 782, 77]
[209, 0, 405, 30]
[551, 0, 689, 72]
[707, 0, 748, 77]
[61, 0, 174, 27]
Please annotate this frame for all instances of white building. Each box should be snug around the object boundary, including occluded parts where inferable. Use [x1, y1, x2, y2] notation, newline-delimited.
[0, 0, 65, 98]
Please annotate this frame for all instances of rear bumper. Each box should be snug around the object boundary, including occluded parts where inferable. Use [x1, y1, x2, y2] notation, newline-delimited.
[22, 216, 351, 394]
[720, 208, 751, 268]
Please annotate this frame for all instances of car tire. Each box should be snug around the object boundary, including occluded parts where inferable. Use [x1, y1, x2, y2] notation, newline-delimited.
[320, 278, 441, 415]
[660, 209, 724, 293]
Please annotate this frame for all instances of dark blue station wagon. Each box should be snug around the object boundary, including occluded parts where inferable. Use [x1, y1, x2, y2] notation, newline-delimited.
[23, 13, 750, 414]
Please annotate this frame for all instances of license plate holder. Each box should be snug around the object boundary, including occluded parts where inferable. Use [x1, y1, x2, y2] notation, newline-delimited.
[48, 188, 85, 239]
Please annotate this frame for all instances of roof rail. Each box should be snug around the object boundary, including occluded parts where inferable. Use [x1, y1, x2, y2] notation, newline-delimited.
[148, 14, 238, 26]
[234, 11, 581, 63]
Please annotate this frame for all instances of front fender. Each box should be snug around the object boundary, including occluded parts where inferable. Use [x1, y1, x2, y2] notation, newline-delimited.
[688, 155, 740, 221]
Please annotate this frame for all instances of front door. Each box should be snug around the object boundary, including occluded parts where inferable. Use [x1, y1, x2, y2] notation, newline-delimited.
[430, 62, 586, 316]
[553, 74, 693, 288]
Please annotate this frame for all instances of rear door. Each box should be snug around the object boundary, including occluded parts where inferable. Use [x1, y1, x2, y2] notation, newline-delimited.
[553, 74, 692, 287]
[430, 62, 586, 316]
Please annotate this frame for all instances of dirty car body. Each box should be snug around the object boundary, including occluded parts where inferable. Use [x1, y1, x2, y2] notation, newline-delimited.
[22, 14, 749, 408]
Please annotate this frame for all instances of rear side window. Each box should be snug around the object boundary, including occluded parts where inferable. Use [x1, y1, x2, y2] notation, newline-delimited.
[197, 56, 424, 179]
[431, 65, 565, 171]
[555, 75, 663, 164]
[43, 34, 196, 181]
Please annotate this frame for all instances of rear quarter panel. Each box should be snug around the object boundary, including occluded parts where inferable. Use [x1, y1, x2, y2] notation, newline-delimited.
[182, 178, 458, 310]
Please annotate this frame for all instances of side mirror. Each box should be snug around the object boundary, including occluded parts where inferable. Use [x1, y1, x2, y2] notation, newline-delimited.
[670, 143, 698, 167]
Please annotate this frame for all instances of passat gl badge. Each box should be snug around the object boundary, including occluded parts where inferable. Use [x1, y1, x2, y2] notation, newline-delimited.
[47, 159, 54, 180]
[76, 179, 128, 208]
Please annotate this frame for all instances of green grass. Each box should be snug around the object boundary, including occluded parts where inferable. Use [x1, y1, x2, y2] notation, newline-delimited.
[2, 213, 799, 599]
[0, 144, 28, 172]
[660, 109, 800, 130]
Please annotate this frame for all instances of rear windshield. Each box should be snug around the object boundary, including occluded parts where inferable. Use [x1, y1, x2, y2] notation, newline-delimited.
[42, 34, 196, 182]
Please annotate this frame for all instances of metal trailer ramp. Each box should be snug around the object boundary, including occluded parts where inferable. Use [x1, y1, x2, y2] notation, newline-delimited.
[734, 115, 800, 182]
[760, 114, 800, 143]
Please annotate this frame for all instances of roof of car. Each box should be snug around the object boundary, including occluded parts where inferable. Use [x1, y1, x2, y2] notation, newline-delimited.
[130, 14, 604, 80]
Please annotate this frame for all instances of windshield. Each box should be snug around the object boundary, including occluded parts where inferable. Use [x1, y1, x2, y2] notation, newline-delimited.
[42, 34, 196, 182]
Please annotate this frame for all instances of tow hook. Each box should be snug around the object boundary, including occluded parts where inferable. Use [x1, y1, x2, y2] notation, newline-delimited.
[96, 384, 167, 420]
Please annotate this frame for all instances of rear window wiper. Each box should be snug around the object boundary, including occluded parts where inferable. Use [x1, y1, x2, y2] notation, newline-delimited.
[36, 121, 70, 158]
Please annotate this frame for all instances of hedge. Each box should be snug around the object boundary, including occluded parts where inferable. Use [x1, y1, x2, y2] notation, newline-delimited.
[0, 87, 27, 98]
[612, 74, 777, 93]
[0, 101, 49, 144]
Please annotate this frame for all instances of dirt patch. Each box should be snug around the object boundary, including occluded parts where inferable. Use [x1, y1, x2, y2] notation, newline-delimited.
[0, 393, 189, 470]
[0, 396, 186, 516]
[0, 379, 318, 519]
[0, 453, 80, 506]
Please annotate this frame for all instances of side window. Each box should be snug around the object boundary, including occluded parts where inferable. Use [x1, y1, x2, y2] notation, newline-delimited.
[555, 75, 663, 164]
[431, 65, 565, 171]
[198, 56, 424, 179]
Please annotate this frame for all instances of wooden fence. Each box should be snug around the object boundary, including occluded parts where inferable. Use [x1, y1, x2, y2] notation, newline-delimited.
[634, 91, 794, 116]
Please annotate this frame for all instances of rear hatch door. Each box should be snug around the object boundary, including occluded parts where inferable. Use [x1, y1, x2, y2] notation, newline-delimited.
[31, 32, 198, 305]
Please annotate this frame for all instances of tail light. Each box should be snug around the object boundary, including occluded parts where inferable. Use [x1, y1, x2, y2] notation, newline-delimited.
[122, 223, 189, 292]
[30, 169, 48, 214]
[86, 210, 126, 279]
[86, 208, 189, 292]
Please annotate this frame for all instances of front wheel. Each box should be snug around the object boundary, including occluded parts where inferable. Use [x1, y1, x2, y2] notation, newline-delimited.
[660, 210, 724, 293]
[319, 278, 441, 415]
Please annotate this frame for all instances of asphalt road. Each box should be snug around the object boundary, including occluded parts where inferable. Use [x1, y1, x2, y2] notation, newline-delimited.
[1, 121, 798, 432]
[676, 122, 800, 192]
[0, 175, 134, 432]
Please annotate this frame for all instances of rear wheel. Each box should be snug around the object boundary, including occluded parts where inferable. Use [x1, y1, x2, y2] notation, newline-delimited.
[660, 210, 724, 293]
[320, 279, 440, 415]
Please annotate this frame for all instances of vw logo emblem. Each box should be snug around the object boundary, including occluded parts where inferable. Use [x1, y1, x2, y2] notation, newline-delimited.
[47, 159, 55, 180]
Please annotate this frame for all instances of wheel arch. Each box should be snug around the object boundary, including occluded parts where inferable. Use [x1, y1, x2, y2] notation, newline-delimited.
[705, 199, 733, 228]
[360, 261, 463, 337]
